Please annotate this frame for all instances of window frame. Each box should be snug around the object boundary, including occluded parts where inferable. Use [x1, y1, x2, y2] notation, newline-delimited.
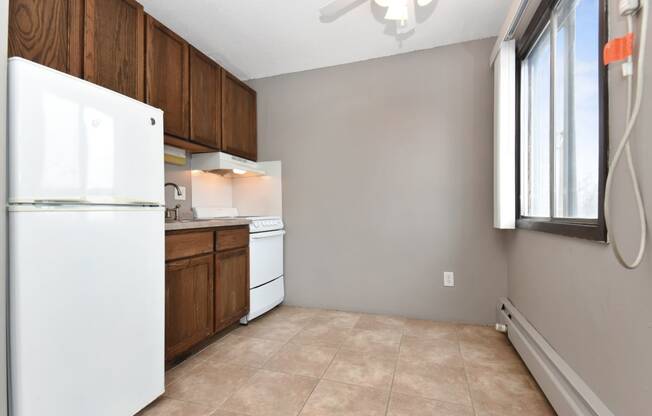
[515, 0, 608, 241]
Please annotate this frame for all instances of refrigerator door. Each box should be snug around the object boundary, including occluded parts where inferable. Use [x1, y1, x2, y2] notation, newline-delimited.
[8, 58, 164, 206]
[9, 206, 165, 416]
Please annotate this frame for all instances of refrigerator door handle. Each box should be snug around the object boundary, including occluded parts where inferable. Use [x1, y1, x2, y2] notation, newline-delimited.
[11, 198, 165, 207]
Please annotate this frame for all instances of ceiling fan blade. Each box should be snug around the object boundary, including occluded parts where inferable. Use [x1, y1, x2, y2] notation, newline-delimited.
[320, 0, 366, 18]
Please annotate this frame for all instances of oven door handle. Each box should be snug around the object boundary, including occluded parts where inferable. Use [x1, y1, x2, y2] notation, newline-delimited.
[250, 229, 286, 239]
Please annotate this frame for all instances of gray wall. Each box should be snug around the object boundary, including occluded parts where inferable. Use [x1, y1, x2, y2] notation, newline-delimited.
[1, 0, 9, 413]
[504, 1, 652, 415]
[250, 38, 508, 324]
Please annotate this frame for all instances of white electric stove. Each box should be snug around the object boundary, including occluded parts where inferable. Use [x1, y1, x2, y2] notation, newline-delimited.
[193, 207, 285, 323]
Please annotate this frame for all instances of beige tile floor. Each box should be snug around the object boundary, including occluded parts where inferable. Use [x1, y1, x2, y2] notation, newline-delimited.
[138, 306, 556, 416]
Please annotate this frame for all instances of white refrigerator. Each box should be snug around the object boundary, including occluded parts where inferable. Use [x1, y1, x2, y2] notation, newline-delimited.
[8, 58, 165, 415]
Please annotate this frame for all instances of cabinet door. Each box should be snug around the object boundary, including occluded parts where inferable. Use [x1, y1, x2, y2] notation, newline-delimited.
[84, 0, 144, 100]
[221, 70, 257, 161]
[146, 15, 190, 139]
[8, 0, 83, 76]
[215, 248, 249, 331]
[190, 47, 221, 149]
[165, 254, 214, 361]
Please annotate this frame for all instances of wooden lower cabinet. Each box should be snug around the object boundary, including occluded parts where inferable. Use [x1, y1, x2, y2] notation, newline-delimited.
[214, 247, 249, 332]
[165, 227, 249, 362]
[165, 254, 214, 362]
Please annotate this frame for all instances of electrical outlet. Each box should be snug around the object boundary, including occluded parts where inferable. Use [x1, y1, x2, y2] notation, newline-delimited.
[174, 185, 186, 201]
[444, 272, 455, 287]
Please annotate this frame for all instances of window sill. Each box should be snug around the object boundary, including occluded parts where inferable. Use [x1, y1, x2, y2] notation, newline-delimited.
[516, 218, 607, 242]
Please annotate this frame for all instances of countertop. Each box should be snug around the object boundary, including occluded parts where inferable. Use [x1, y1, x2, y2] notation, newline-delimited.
[165, 218, 251, 231]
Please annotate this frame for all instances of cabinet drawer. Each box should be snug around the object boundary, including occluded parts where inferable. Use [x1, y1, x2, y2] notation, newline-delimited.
[166, 231, 214, 260]
[216, 227, 249, 252]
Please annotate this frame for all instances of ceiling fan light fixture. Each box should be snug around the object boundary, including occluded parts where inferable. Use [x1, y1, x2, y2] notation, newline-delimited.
[384, 0, 409, 22]
[416, 0, 433, 6]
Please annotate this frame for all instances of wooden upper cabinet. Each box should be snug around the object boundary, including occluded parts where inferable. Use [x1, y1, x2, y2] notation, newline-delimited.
[214, 247, 249, 332]
[165, 254, 214, 362]
[84, 0, 144, 100]
[221, 70, 257, 161]
[8, 0, 83, 76]
[190, 47, 221, 150]
[145, 15, 190, 139]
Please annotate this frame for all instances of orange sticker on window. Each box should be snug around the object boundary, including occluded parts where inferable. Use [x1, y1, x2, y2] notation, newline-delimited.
[604, 33, 634, 65]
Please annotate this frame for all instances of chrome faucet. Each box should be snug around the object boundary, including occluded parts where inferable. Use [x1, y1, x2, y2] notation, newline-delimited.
[165, 182, 182, 197]
[164, 183, 182, 221]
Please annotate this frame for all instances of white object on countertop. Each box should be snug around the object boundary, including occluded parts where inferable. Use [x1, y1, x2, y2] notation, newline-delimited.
[8, 58, 165, 416]
[193, 206, 239, 219]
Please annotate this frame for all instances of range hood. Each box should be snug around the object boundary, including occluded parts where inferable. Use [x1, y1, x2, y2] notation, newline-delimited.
[191, 152, 266, 177]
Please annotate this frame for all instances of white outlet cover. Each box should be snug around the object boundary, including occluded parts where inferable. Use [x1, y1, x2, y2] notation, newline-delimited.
[444, 272, 455, 287]
[174, 186, 187, 201]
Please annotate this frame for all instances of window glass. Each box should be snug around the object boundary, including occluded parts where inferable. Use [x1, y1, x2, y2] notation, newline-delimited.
[521, 28, 551, 217]
[553, 0, 600, 219]
[519, 0, 600, 221]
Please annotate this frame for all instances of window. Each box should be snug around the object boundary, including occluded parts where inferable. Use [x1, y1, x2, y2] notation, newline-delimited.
[516, 0, 607, 241]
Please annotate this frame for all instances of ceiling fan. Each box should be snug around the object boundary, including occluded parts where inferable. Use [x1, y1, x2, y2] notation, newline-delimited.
[320, 0, 435, 34]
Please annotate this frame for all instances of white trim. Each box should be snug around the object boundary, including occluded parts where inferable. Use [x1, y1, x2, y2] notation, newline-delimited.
[497, 298, 615, 416]
[0, 0, 9, 414]
[494, 40, 517, 229]
[490, 0, 543, 65]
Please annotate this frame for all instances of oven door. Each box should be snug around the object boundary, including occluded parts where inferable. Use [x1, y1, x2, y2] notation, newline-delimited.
[249, 229, 285, 288]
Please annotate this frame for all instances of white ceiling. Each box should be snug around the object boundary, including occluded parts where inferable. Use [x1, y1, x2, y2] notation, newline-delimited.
[139, 0, 512, 80]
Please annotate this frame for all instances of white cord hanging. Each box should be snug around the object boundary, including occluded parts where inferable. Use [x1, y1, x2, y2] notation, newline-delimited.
[604, 0, 649, 269]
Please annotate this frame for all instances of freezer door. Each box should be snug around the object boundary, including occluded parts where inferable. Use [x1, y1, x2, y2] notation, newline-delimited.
[8, 58, 164, 205]
[9, 207, 165, 416]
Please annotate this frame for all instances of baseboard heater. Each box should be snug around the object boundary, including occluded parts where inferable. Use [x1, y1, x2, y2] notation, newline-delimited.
[496, 297, 614, 416]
